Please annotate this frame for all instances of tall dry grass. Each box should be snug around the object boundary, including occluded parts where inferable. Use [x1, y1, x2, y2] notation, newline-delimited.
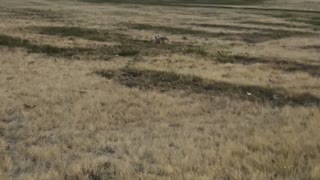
[0, 0, 320, 179]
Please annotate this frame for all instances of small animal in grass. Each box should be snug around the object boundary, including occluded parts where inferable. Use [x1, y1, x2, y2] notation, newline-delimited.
[154, 35, 169, 44]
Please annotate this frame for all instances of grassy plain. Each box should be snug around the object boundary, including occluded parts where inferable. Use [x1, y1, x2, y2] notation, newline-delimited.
[0, 0, 320, 179]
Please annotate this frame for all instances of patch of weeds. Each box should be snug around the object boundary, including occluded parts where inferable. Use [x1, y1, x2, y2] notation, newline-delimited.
[32, 26, 129, 42]
[119, 39, 208, 57]
[242, 21, 311, 29]
[280, 14, 320, 28]
[192, 23, 309, 34]
[81, 0, 267, 6]
[65, 162, 116, 180]
[194, 23, 315, 43]
[251, 11, 320, 28]
[0, 111, 32, 143]
[127, 23, 313, 44]
[4, 8, 66, 22]
[128, 23, 244, 41]
[183, 46, 208, 56]
[115, 45, 140, 56]
[270, 12, 298, 19]
[294, 18, 320, 27]
[216, 52, 320, 77]
[96, 68, 320, 107]
[0, 34, 30, 48]
[302, 45, 320, 50]
[0, 33, 208, 59]
[33, 26, 209, 56]
[233, 30, 312, 44]
[0, 34, 122, 59]
[192, 23, 263, 32]
[0, 34, 91, 58]
[246, 144, 317, 179]
[275, 61, 320, 77]
[127, 23, 218, 37]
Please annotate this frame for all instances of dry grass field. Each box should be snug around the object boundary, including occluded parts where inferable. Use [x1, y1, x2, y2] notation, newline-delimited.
[0, 0, 320, 179]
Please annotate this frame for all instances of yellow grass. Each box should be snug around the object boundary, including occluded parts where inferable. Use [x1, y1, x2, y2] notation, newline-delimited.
[0, 0, 320, 179]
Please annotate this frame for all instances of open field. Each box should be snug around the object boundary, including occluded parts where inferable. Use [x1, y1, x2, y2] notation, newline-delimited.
[0, 0, 320, 179]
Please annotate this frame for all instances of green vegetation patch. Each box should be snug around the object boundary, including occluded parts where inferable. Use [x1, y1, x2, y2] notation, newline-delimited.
[97, 68, 320, 107]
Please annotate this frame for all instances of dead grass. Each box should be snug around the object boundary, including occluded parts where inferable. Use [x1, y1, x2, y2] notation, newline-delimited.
[0, 0, 320, 179]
